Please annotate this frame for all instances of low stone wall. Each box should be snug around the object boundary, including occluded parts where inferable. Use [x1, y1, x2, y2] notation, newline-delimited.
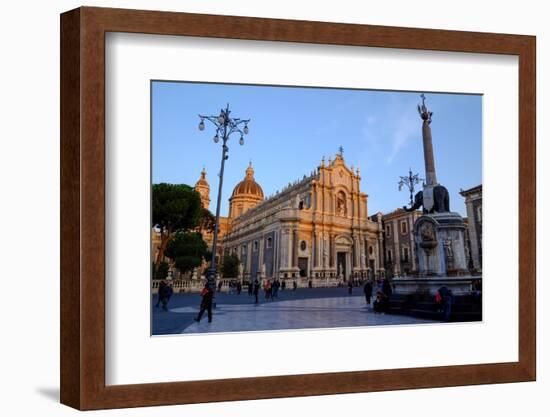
[392, 275, 482, 296]
[152, 277, 349, 293]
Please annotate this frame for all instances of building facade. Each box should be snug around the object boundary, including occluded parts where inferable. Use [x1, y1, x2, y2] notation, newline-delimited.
[156, 161, 476, 283]
[378, 209, 422, 277]
[460, 184, 482, 274]
[217, 154, 383, 282]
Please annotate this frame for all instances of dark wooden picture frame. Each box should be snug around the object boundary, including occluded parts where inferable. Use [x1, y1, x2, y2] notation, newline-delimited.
[60, 6, 536, 410]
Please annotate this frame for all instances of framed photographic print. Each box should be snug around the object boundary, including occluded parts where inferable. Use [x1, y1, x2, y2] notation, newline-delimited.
[60, 6, 536, 410]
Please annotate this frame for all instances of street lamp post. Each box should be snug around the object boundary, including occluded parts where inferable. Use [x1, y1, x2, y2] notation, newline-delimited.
[398, 168, 423, 207]
[198, 104, 250, 294]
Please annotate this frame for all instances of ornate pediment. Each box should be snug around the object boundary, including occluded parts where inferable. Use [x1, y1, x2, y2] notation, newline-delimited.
[335, 235, 353, 246]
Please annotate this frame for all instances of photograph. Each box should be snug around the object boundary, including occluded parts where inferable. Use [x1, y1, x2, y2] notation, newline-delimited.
[1, 1, 542, 414]
[150, 81, 483, 335]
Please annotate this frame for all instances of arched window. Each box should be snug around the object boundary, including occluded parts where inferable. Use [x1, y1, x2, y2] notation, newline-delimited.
[403, 246, 409, 262]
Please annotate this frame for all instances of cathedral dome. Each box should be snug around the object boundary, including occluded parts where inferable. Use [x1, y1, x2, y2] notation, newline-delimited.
[231, 162, 264, 199]
[228, 162, 264, 219]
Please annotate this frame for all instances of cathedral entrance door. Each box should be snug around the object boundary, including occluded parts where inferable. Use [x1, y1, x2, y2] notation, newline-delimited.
[368, 259, 375, 279]
[298, 257, 308, 277]
[337, 252, 347, 281]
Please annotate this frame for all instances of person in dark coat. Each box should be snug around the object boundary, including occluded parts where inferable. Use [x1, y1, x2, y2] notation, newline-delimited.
[248, 280, 253, 296]
[253, 279, 260, 304]
[159, 280, 173, 311]
[236, 281, 242, 295]
[363, 280, 373, 305]
[382, 277, 393, 299]
[374, 290, 391, 314]
[272, 280, 280, 298]
[155, 279, 167, 307]
[195, 283, 214, 323]
[438, 286, 454, 322]
[348, 279, 353, 295]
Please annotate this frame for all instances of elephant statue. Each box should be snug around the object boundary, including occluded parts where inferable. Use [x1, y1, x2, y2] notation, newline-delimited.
[404, 185, 450, 214]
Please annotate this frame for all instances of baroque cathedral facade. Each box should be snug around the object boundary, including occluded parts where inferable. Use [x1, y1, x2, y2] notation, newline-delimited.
[195, 152, 385, 282]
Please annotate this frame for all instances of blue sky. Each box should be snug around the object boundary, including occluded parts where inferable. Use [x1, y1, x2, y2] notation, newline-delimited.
[152, 81, 481, 217]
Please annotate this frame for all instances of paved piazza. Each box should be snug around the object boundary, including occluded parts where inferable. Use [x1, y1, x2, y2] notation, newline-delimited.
[152, 288, 436, 335]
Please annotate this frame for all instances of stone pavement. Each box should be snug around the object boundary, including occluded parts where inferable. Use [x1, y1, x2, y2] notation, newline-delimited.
[152, 287, 437, 335]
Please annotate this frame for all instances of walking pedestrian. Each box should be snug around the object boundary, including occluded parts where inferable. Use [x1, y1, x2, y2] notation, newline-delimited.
[292, 280, 297, 291]
[281, 280, 286, 291]
[159, 280, 173, 311]
[194, 283, 213, 323]
[155, 279, 167, 307]
[264, 280, 272, 301]
[363, 280, 373, 305]
[248, 280, 253, 296]
[348, 279, 353, 295]
[272, 279, 279, 298]
[237, 281, 242, 295]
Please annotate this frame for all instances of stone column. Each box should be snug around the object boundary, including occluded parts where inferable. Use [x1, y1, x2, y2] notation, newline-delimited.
[353, 235, 359, 269]
[319, 232, 323, 269]
[273, 230, 279, 277]
[312, 230, 316, 268]
[247, 240, 253, 274]
[280, 229, 288, 271]
[377, 234, 384, 274]
[292, 228, 299, 269]
[330, 234, 336, 269]
[419, 94, 438, 186]
[360, 238, 366, 269]
[322, 233, 328, 269]
[287, 228, 293, 268]
[258, 236, 265, 276]
[422, 121, 437, 186]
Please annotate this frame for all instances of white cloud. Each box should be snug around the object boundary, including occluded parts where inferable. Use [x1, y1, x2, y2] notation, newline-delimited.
[360, 115, 379, 149]
[359, 95, 421, 168]
[386, 97, 419, 164]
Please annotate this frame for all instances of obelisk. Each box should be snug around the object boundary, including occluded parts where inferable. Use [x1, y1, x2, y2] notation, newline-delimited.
[418, 93, 437, 186]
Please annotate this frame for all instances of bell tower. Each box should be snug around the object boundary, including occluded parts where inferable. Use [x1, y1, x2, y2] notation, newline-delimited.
[194, 167, 211, 209]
